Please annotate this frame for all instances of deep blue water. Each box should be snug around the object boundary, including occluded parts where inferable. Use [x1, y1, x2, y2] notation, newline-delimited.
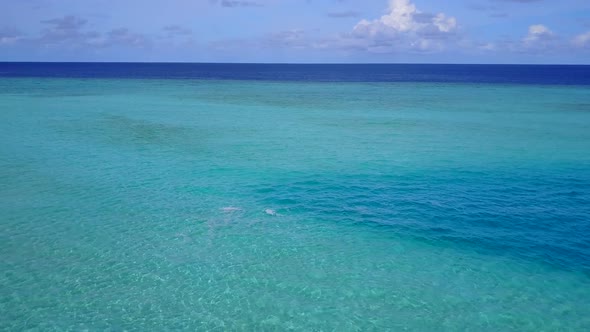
[1, 62, 590, 84]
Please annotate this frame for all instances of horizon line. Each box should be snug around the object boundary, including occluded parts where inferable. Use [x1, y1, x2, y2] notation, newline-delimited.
[1, 61, 589, 66]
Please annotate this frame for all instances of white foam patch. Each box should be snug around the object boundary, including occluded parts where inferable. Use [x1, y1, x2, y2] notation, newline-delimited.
[221, 206, 242, 212]
[265, 209, 277, 216]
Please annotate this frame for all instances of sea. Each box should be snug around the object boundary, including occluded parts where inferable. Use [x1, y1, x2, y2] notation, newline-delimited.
[1, 63, 589, 331]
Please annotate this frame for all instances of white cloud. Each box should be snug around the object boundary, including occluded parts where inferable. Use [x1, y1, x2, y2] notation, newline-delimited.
[0, 27, 23, 45]
[433, 13, 457, 33]
[519, 24, 560, 53]
[479, 42, 496, 51]
[524, 24, 554, 43]
[350, 0, 458, 53]
[362, 0, 419, 32]
[34, 16, 152, 49]
[573, 31, 590, 48]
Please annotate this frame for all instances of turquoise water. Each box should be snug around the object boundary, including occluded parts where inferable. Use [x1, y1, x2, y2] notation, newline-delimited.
[1, 78, 590, 330]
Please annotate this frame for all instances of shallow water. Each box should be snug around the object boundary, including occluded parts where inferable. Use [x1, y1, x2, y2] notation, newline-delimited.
[1, 77, 590, 330]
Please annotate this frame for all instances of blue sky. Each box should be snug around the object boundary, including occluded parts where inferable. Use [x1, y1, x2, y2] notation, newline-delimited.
[1, 0, 590, 63]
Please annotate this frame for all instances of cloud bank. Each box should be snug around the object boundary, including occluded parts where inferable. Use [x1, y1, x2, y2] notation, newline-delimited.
[1, 0, 589, 63]
[330, 0, 459, 53]
[573, 31, 590, 48]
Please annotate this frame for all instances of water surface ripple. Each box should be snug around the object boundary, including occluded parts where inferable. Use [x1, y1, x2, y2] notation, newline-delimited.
[1, 72, 589, 330]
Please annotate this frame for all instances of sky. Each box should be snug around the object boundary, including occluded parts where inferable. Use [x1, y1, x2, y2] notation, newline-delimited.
[1, 0, 590, 63]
